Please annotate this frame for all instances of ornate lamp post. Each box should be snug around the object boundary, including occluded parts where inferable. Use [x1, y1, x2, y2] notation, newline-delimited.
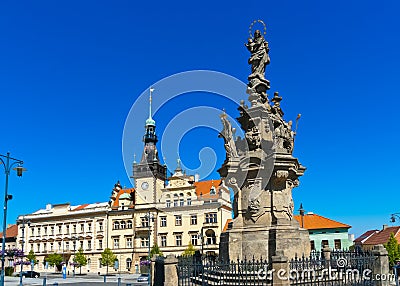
[390, 213, 400, 223]
[0, 152, 25, 286]
[145, 211, 155, 286]
[72, 236, 77, 277]
[18, 216, 30, 286]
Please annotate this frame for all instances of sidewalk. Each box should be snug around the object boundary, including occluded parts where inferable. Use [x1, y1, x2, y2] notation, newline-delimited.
[4, 273, 140, 285]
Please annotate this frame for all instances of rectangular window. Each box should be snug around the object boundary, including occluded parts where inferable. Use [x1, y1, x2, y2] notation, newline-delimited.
[321, 240, 329, 248]
[98, 222, 103, 231]
[66, 225, 70, 234]
[161, 235, 167, 247]
[37, 243, 40, 253]
[175, 215, 182, 226]
[141, 237, 149, 247]
[141, 217, 149, 227]
[99, 259, 102, 268]
[334, 239, 341, 250]
[174, 199, 178, 207]
[113, 238, 119, 249]
[80, 240, 84, 249]
[65, 242, 70, 251]
[126, 237, 132, 248]
[58, 225, 62, 234]
[73, 225, 77, 233]
[81, 224, 85, 232]
[190, 215, 197, 225]
[58, 242, 61, 251]
[98, 240, 103, 249]
[50, 243, 54, 251]
[310, 240, 315, 250]
[205, 213, 217, 223]
[191, 234, 198, 246]
[44, 227, 47, 235]
[187, 198, 191, 206]
[87, 241, 92, 250]
[175, 235, 182, 246]
[50, 226, 54, 235]
[166, 200, 171, 208]
[38, 228, 41, 236]
[31, 228, 34, 236]
[160, 217, 167, 227]
[179, 199, 184, 206]
[88, 223, 92, 232]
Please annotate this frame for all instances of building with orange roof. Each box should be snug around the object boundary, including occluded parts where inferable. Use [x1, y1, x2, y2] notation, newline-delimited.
[16, 94, 232, 275]
[0, 224, 19, 268]
[294, 212, 352, 250]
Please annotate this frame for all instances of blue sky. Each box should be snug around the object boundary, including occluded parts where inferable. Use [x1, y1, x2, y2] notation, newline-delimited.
[1, 0, 399, 237]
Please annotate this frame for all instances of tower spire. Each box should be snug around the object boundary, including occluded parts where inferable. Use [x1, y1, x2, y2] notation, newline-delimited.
[149, 87, 154, 121]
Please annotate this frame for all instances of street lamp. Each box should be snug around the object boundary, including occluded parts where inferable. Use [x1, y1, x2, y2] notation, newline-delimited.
[0, 152, 26, 286]
[72, 236, 77, 277]
[18, 216, 30, 286]
[390, 213, 400, 223]
[145, 211, 155, 286]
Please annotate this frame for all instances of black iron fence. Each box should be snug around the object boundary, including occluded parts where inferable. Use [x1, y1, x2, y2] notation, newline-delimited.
[177, 254, 271, 286]
[290, 250, 376, 286]
[175, 250, 379, 286]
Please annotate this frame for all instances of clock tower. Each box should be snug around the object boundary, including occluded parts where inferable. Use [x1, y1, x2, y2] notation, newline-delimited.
[132, 88, 167, 204]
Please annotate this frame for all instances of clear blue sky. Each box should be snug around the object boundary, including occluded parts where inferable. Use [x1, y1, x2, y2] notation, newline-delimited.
[1, 0, 399, 237]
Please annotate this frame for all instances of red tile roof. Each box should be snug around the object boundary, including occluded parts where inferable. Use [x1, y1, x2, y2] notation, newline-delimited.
[293, 213, 351, 230]
[222, 219, 232, 232]
[0, 224, 18, 238]
[363, 226, 400, 245]
[112, 188, 135, 209]
[354, 230, 379, 243]
[194, 179, 222, 198]
[72, 204, 89, 211]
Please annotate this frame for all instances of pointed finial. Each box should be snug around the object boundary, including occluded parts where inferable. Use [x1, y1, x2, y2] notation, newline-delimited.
[149, 87, 154, 120]
[176, 157, 181, 171]
[133, 153, 137, 164]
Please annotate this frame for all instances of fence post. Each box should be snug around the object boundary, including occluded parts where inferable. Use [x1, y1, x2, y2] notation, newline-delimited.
[151, 255, 157, 286]
[373, 244, 389, 286]
[322, 246, 331, 268]
[271, 250, 290, 286]
[163, 255, 178, 286]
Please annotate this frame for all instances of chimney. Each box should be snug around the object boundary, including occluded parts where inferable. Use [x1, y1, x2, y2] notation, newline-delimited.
[383, 224, 388, 230]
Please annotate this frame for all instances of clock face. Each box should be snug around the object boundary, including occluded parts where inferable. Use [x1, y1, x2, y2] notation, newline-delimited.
[141, 181, 149, 190]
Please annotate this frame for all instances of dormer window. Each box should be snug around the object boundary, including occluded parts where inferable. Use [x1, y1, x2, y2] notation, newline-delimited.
[210, 186, 216, 195]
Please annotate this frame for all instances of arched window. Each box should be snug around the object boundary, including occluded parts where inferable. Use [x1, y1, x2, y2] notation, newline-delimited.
[113, 221, 120, 230]
[126, 258, 132, 270]
[120, 221, 126, 229]
[127, 220, 132, 229]
[205, 229, 216, 245]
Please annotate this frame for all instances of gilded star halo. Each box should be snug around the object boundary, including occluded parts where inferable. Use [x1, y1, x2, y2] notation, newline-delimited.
[248, 19, 267, 39]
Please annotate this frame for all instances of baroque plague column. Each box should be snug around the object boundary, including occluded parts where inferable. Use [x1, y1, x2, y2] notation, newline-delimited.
[219, 21, 310, 260]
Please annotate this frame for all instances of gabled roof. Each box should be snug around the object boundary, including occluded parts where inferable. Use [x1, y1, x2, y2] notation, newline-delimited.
[194, 179, 222, 198]
[363, 226, 400, 245]
[354, 230, 379, 243]
[293, 213, 351, 230]
[0, 224, 18, 238]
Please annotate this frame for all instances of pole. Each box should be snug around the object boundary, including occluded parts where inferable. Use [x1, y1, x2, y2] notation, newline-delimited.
[73, 238, 76, 277]
[148, 211, 151, 286]
[19, 219, 26, 286]
[0, 153, 10, 286]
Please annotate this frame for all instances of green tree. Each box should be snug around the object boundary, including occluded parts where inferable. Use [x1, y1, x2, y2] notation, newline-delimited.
[26, 249, 38, 265]
[74, 248, 88, 275]
[101, 248, 116, 275]
[150, 243, 163, 258]
[46, 253, 63, 267]
[384, 233, 400, 267]
[182, 242, 196, 256]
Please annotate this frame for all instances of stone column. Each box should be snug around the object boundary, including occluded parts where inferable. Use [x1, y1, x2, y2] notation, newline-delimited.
[271, 251, 290, 286]
[373, 245, 389, 286]
[163, 255, 178, 286]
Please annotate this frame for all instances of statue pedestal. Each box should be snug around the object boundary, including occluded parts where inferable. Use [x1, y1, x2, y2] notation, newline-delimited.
[220, 219, 310, 261]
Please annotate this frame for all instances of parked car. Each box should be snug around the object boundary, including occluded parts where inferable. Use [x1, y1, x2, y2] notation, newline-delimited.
[137, 273, 149, 282]
[21, 271, 40, 278]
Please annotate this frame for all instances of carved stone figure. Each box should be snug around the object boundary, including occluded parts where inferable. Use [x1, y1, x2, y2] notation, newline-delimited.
[219, 113, 239, 159]
[246, 30, 271, 95]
